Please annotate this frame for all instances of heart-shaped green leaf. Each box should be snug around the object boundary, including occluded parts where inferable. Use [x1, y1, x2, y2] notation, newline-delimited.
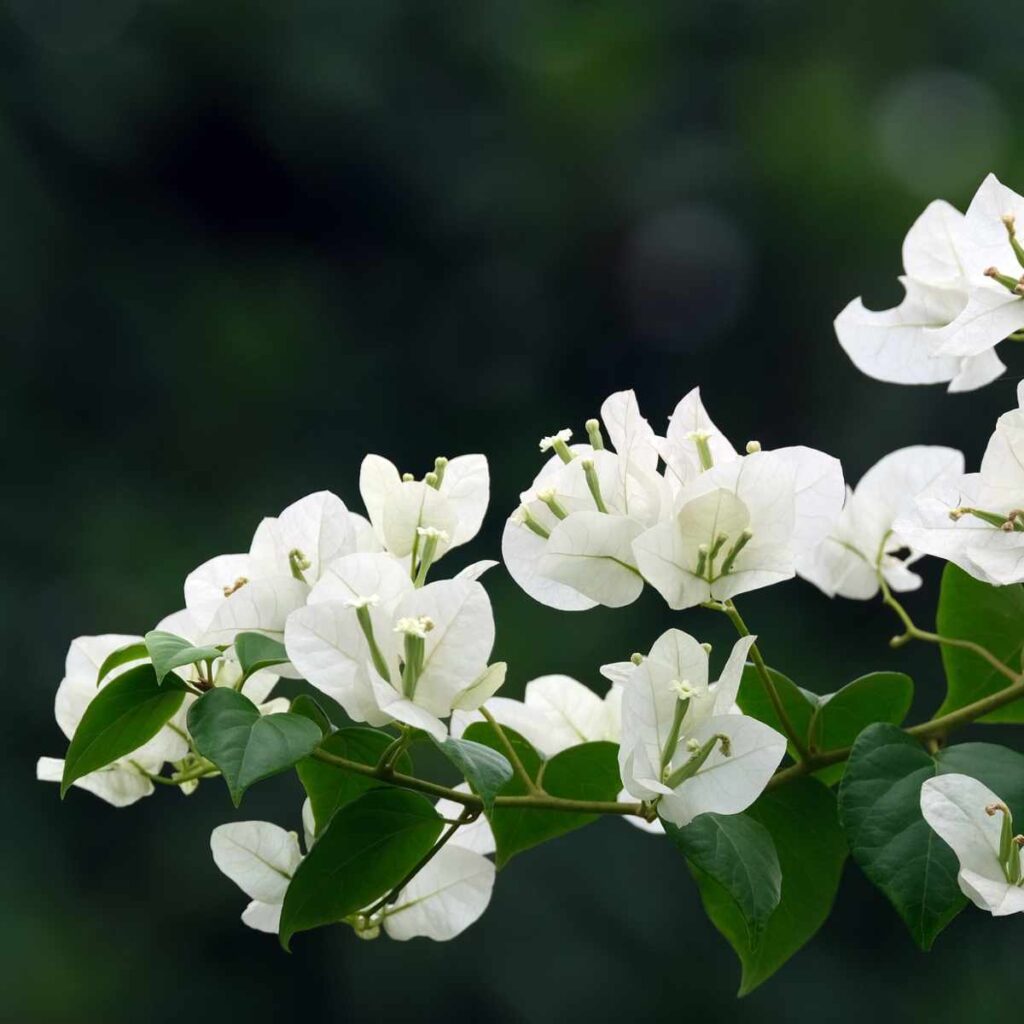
[936, 563, 1024, 722]
[809, 672, 914, 785]
[188, 689, 321, 806]
[279, 788, 443, 949]
[297, 726, 414, 835]
[430, 735, 513, 812]
[95, 641, 148, 687]
[835, 725, 1024, 950]
[62, 664, 187, 796]
[234, 631, 289, 680]
[666, 812, 782, 948]
[693, 778, 846, 995]
[737, 664, 817, 760]
[462, 723, 621, 867]
[289, 694, 335, 737]
[145, 630, 223, 684]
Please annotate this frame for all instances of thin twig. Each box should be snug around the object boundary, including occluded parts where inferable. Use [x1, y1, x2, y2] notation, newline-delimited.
[713, 599, 811, 761]
[480, 707, 542, 793]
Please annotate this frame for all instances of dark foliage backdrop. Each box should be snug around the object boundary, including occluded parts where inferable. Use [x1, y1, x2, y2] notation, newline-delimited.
[4, 1, 1023, 1021]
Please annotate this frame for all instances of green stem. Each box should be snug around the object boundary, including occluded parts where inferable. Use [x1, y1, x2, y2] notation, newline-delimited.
[879, 575, 1020, 683]
[480, 707, 542, 794]
[365, 809, 475, 916]
[136, 761, 218, 787]
[713, 599, 811, 761]
[375, 729, 411, 773]
[309, 747, 643, 816]
[766, 659, 1024, 790]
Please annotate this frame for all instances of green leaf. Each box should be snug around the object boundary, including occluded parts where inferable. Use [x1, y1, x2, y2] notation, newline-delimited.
[187, 689, 321, 806]
[737, 664, 817, 760]
[938, 742, 1024, 812]
[430, 735, 513, 813]
[693, 778, 846, 995]
[234, 631, 289, 680]
[62, 665, 187, 796]
[838, 723, 960, 950]
[462, 723, 621, 867]
[95, 641, 148, 687]
[809, 672, 914, 785]
[297, 727, 413, 835]
[144, 630, 222, 684]
[279, 788, 443, 949]
[666, 812, 782, 948]
[289, 694, 335, 737]
[936, 563, 1024, 722]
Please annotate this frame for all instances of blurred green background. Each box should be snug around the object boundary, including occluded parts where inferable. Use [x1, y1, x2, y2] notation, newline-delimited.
[6, 0, 1024, 1020]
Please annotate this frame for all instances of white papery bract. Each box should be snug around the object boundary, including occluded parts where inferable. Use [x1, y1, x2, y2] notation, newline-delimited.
[379, 842, 496, 942]
[211, 820, 304, 933]
[895, 382, 1024, 585]
[502, 390, 669, 611]
[360, 453, 489, 559]
[505, 388, 842, 612]
[658, 387, 739, 493]
[931, 175, 1024, 361]
[920, 774, 1024, 916]
[800, 446, 965, 600]
[184, 490, 376, 648]
[834, 198, 1006, 392]
[634, 447, 844, 610]
[616, 629, 786, 828]
[453, 674, 622, 758]
[284, 552, 501, 738]
[36, 635, 190, 807]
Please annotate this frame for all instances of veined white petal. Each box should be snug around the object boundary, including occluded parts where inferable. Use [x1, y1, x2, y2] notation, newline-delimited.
[382, 845, 495, 941]
[657, 714, 786, 828]
[284, 601, 395, 726]
[539, 511, 645, 608]
[394, 579, 494, 717]
[441, 454, 490, 547]
[210, 821, 302, 904]
[501, 514, 597, 612]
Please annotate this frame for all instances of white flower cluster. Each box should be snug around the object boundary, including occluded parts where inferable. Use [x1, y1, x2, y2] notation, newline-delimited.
[42, 190, 1024, 947]
[503, 388, 846, 611]
[211, 798, 496, 940]
[836, 173, 1024, 392]
[893, 383, 1024, 586]
[454, 630, 786, 831]
[38, 451, 498, 942]
[37, 629, 285, 807]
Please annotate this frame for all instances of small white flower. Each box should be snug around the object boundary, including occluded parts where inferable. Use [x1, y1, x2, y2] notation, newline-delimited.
[539, 428, 573, 452]
[671, 679, 697, 699]
[285, 554, 500, 737]
[616, 628, 786, 828]
[800, 445, 964, 600]
[835, 193, 1007, 392]
[895, 382, 1024, 585]
[416, 526, 450, 542]
[393, 616, 435, 639]
[921, 774, 1024, 916]
[344, 593, 381, 610]
[452, 674, 621, 758]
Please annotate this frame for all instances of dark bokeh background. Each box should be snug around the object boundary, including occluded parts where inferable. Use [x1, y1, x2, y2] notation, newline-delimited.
[5, 1, 1024, 1021]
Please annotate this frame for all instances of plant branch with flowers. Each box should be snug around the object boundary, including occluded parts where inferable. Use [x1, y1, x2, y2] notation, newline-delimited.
[39, 172, 1024, 992]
